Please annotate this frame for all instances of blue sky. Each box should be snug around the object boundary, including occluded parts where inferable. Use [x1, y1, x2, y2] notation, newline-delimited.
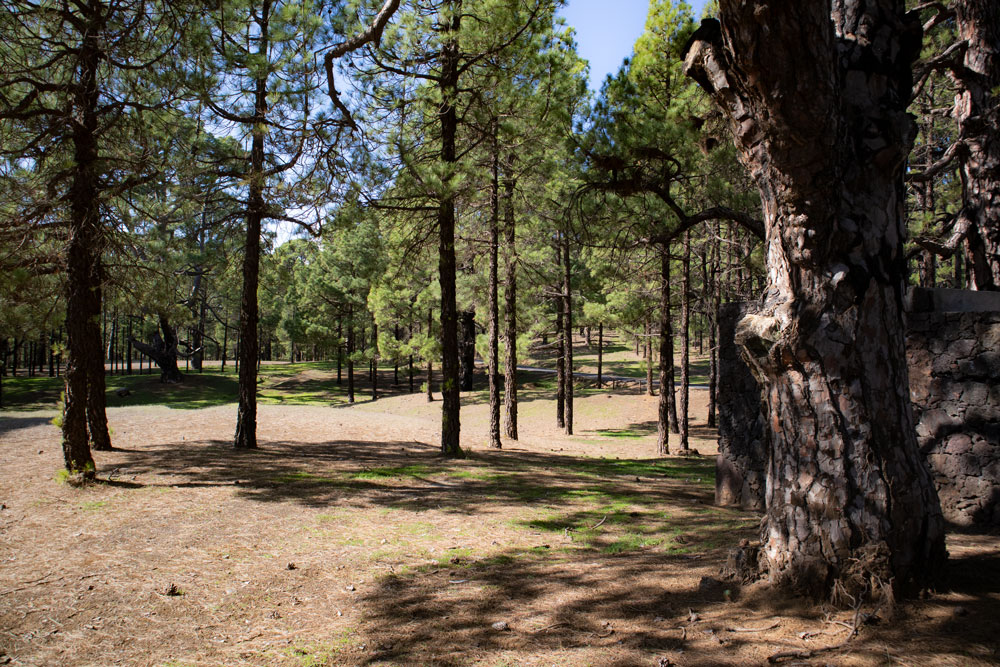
[559, 0, 709, 92]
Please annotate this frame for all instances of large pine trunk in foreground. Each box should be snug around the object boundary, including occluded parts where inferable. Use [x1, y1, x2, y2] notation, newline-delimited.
[685, 0, 945, 599]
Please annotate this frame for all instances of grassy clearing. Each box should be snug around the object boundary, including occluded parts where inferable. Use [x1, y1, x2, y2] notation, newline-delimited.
[0, 360, 414, 412]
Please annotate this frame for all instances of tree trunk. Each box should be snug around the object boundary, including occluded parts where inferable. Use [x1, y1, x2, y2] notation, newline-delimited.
[488, 125, 502, 449]
[459, 310, 475, 391]
[657, 251, 672, 456]
[555, 242, 565, 430]
[676, 231, 691, 453]
[86, 262, 112, 452]
[425, 308, 433, 402]
[597, 323, 603, 389]
[130, 315, 183, 383]
[562, 228, 573, 436]
[371, 322, 378, 401]
[437, 3, 462, 457]
[502, 165, 518, 441]
[336, 319, 342, 385]
[663, 255, 679, 434]
[61, 0, 105, 479]
[645, 321, 654, 397]
[685, 0, 946, 599]
[955, 0, 1000, 290]
[234, 0, 270, 450]
[348, 307, 355, 404]
[707, 222, 719, 428]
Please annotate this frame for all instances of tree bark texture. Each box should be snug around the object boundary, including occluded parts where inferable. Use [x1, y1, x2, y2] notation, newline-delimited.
[488, 131, 502, 448]
[235, 3, 270, 450]
[677, 232, 691, 452]
[657, 251, 672, 456]
[437, 3, 462, 457]
[597, 323, 603, 388]
[555, 242, 565, 431]
[348, 309, 356, 403]
[502, 170, 518, 440]
[955, 0, 1000, 290]
[61, 0, 107, 476]
[562, 229, 573, 436]
[685, 1, 946, 598]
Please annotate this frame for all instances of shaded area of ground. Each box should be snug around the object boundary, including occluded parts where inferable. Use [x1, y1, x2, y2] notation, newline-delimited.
[0, 373, 997, 666]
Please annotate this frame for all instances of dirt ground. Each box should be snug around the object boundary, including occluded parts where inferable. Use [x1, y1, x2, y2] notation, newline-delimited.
[1, 379, 998, 666]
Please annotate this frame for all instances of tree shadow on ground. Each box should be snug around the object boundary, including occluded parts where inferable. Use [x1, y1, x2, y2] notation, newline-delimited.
[348, 538, 1000, 666]
[0, 415, 55, 436]
[103, 437, 721, 515]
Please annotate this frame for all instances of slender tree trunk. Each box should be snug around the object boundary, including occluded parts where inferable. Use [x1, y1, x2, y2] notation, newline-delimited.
[657, 250, 672, 456]
[707, 222, 719, 428]
[487, 123, 502, 448]
[347, 307, 355, 404]
[597, 323, 603, 389]
[426, 308, 433, 402]
[371, 322, 378, 401]
[234, 0, 270, 450]
[555, 242, 565, 430]
[437, 3, 462, 457]
[502, 166, 518, 440]
[685, 0, 946, 598]
[662, 254, 679, 434]
[645, 322, 654, 397]
[677, 231, 691, 453]
[336, 319, 342, 385]
[563, 228, 573, 435]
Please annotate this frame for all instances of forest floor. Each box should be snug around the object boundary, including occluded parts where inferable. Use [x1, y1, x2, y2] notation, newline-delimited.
[1, 362, 998, 666]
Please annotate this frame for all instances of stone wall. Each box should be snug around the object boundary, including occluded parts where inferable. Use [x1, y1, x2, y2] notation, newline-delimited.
[716, 288, 1000, 527]
[905, 290, 1000, 527]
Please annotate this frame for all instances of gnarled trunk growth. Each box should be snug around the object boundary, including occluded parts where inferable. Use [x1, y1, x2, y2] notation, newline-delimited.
[685, 0, 946, 599]
[129, 315, 184, 384]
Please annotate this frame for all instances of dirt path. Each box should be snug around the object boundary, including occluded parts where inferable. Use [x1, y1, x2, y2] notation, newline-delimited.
[1, 388, 998, 666]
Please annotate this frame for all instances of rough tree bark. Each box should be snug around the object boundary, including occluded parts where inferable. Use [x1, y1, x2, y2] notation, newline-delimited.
[233, 0, 270, 451]
[62, 0, 108, 475]
[954, 0, 1000, 290]
[676, 231, 690, 453]
[488, 127, 502, 449]
[684, 0, 946, 598]
[503, 168, 519, 440]
[348, 307, 356, 404]
[437, 1, 462, 457]
[562, 228, 573, 436]
[555, 242, 565, 431]
[129, 315, 184, 383]
[656, 251, 672, 455]
[596, 323, 603, 389]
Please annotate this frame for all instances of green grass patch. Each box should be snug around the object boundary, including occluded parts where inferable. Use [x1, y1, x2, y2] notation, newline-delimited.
[350, 464, 435, 480]
[80, 500, 108, 511]
[274, 471, 342, 485]
[602, 532, 663, 554]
